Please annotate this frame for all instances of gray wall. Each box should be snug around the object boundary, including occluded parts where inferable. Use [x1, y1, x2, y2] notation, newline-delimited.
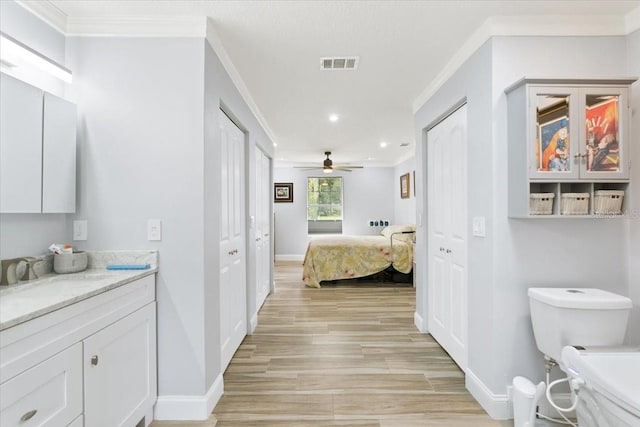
[491, 35, 632, 391]
[415, 34, 634, 407]
[64, 31, 275, 404]
[65, 36, 208, 396]
[627, 28, 640, 344]
[414, 40, 495, 388]
[273, 167, 395, 258]
[394, 156, 417, 226]
[202, 38, 275, 386]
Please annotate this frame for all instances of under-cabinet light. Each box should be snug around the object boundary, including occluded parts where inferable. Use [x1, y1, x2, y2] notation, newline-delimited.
[0, 32, 72, 83]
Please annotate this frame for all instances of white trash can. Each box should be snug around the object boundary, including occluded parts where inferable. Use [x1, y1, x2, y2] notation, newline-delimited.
[512, 376, 545, 427]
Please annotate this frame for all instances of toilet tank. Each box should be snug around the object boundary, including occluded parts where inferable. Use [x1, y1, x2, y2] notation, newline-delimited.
[528, 288, 632, 364]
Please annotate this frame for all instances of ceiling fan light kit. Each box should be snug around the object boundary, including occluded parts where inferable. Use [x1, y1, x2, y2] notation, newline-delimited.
[294, 151, 364, 173]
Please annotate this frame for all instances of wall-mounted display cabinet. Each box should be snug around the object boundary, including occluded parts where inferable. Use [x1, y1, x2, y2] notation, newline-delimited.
[506, 78, 636, 218]
[0, 73, 76, 213]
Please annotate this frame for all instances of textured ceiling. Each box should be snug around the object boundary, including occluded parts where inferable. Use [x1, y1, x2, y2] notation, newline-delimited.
[37, 0, 640, 167]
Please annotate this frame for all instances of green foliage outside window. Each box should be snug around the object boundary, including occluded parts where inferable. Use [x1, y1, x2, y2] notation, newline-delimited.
[307, 177, 343, 221]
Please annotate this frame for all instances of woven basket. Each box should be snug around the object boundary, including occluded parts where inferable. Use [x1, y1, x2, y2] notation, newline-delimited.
[561, 193, 589, 215]
[594, 190, 624, 215]
[529, 193, 554, 215]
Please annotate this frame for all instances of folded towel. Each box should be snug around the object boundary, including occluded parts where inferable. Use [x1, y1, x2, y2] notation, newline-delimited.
[106, 264, 151, 270]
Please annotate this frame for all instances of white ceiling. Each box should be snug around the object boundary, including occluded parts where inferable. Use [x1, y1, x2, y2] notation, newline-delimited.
[24, 0, 640, 168]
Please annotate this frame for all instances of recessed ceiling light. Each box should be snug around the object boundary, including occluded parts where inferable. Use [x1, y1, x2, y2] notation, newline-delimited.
[367, 157, 374, 161]
[273, 142, 277, 147]
[329, 114, 339, 122]
[380, 142, 388, 148]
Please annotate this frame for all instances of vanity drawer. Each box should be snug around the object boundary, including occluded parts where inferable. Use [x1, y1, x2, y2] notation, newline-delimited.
[0, 343, 82, 427]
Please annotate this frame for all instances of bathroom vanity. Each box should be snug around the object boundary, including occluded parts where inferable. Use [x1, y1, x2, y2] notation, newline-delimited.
[0, 252, 158, 427]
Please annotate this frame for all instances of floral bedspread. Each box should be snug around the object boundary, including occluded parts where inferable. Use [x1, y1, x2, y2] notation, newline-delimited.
[302, 235, 413, 288]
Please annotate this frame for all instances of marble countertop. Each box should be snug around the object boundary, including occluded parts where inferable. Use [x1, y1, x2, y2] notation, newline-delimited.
[0, 250, 158, 331]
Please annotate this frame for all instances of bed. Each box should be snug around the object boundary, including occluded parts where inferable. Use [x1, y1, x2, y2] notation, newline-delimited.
[302, 225, 415, 288]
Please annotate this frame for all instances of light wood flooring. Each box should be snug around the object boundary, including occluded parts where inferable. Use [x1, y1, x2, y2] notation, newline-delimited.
[153, 262, 510, 427]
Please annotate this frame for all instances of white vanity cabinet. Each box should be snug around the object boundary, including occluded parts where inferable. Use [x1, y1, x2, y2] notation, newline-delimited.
[0, 274, 157, 427]
[0, 72, 76, 213]
[506, 78, 635, 217]
[0, 343, 82, 426]
[83, 303, 156, 427]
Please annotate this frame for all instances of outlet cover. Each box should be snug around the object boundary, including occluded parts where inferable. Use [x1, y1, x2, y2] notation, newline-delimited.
[73, 220, 87, 241]
[148, 219, 162, 241]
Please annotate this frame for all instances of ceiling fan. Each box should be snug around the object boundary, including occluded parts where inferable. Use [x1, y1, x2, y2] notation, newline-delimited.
[295, 151, 364, 173]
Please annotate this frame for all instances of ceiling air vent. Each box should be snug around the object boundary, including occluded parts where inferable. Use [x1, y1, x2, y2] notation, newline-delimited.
[320, 56, 359, 70]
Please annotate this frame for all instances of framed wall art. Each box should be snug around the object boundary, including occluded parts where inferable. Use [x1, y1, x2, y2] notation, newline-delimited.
[274, 182, 293, 203]
[400, 173, 410, 199]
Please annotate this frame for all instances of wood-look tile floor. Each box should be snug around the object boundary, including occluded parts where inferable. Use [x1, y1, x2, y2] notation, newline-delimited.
[153, 262, 512, 427]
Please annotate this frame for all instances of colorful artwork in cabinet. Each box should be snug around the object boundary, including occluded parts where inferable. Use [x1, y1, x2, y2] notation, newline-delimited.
[538, 116, 570, 172]
[585, 96, 619, 172]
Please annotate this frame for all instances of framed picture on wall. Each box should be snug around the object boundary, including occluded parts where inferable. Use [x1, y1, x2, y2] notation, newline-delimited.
[400, 173, 410, 199]
[274, 182, 293, 203]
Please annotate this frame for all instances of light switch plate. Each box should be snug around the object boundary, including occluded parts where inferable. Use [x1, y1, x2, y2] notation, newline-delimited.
[472, 216, 486, 237]
[73, 220, 87, 241]
[148, 219, 162, 241]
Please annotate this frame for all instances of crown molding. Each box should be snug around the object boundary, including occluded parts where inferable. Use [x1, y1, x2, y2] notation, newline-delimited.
[16, 0, 67, 34]
[413, 14, 632, 113]
[205, 19, 278, 148]
[627, 6, 640, 34]
[65, 16, 207, 37]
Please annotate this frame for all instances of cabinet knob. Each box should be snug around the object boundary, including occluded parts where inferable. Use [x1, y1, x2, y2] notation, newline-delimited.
[446, 249, 452, 254]
[256, 237, 261, 242]
[20, 409, 38, 422]
[91, 355, 99, 366]
[439, 247, 445, 252]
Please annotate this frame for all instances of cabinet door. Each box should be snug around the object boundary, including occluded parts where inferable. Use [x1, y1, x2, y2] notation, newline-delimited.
[579, 87, 629, 180]
[83, 303, 156, 427]
[528, 87, 580, 180]
[42, 93, 76, 213]
[0, 343, 82, 427]
[0, 73, 43, 213]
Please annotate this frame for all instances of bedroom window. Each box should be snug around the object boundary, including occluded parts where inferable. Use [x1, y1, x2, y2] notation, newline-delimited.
[307, 177, 343, 234]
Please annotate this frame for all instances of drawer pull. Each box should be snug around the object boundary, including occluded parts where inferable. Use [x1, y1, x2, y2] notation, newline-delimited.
[91, 355, 99, 366]
[20, 409, 38, 422]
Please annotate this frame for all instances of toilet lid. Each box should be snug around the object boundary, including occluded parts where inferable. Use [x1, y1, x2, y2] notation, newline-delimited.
[563, 347, 640, 416]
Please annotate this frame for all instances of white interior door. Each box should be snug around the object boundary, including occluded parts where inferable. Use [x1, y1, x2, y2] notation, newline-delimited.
[255, 147, 271, 311]
[220, 111, 247, 371]
[427, 104, 468, 371]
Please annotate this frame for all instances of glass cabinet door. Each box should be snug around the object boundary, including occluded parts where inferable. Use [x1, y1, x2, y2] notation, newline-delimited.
[529, 87, 580, 180]
[580, 88, 629, 179]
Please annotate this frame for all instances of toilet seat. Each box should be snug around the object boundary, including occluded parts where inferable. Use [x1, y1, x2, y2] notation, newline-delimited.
[562, 346, 640, 418]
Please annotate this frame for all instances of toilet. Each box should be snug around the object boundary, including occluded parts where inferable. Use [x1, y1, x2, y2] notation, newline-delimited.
[562, 346, 640, 427]
[525, 287, 638, 427]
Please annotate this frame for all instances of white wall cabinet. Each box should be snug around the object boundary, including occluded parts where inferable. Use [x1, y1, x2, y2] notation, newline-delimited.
[506, 78, 635, 217]
[0, 275, 156, 427]
[0, 73, 76, 213]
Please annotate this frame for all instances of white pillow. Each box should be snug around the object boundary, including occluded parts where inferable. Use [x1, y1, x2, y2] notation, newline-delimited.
[380, 224, 415, 242]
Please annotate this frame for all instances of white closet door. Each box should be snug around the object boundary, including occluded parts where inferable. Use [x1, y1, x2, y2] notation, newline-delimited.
[220, 112, 247, 371]
[427, 104, 468, 371]
[255, 148, 271, 311]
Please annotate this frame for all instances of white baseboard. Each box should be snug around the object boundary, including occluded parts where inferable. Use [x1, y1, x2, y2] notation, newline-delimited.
[248, 312, 258, 335]
[466, 369, 512, 420]
[275, 254, 304, 262]
[414, 311, 427, 333]
[154, 373, 223, 420]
